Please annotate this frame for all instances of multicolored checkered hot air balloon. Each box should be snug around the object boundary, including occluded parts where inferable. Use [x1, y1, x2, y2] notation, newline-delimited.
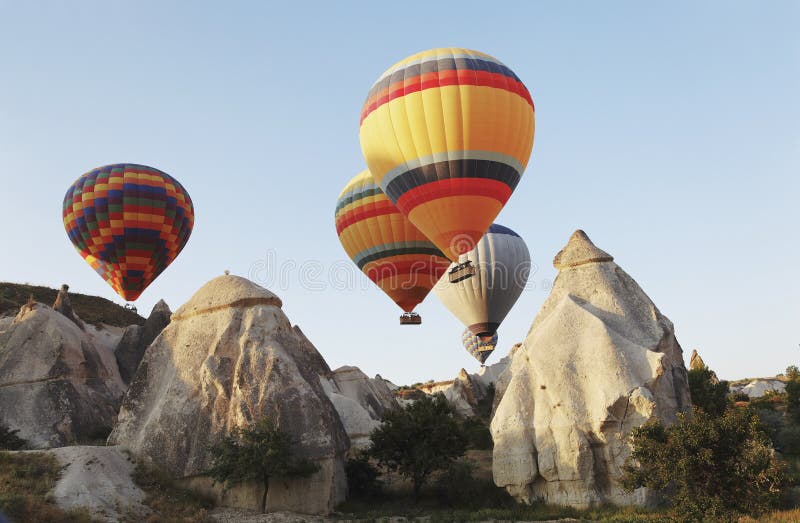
[462, 328, 498, 365]
[63, 164, 194, 301]
[335, 169, 451, 324]
[359, 48, 535, 263]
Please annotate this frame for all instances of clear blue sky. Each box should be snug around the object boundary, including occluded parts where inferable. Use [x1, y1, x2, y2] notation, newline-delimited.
[1, 1, 797, 385]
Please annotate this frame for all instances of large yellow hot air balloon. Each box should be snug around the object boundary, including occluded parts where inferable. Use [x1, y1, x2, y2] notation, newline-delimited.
[359, 48, 535, 268]
[335, 170, 451, 324]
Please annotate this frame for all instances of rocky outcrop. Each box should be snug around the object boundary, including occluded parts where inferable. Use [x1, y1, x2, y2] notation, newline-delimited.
[52, 284, 84, 330]
[114, 299, 171, 384]
[321, 366, 398, 450]
[739, 379, 786, 398]
[0, 303, 125, 448]
[446, 369, 490, 416]
[46, 445, 149, 522]
[688, 349, 718, 383]
[688, 349, 705, 370]
[491, 230, 691, 508]
[395, 388, 426, 407]
[408, 356, 511, 417]
[492, 346, 522, 413]
[108, 275, 349, 515]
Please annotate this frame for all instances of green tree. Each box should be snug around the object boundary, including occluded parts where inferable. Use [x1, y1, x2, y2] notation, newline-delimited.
[0, 423, 26, 450]
[368, 393, 467, 500]
[688, 366, 730, 417]
[345, 454, 382, 499]
[785, 365, 800, 422]
[622, 406, 788, 521]
[208, 418, 319, 513]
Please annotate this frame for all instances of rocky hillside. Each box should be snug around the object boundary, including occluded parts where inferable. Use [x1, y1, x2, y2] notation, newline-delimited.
[0, 282, 144, 327]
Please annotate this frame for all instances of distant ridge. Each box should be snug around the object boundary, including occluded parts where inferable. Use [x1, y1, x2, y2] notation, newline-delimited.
[0, 282, 145, 328]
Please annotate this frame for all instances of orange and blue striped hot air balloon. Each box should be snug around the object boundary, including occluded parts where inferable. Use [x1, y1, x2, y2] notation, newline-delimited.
[335, 169, 451, 323]
[63, 163, 194, 301]
[359, 47, 535, 262]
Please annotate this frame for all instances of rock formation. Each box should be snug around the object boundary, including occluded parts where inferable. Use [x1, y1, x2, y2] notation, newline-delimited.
[47, 446, 149, 522]
[52, 284, 84, 330]
[447, 369, 491, 416]
[114, 299, 171, 384]
[688, 349, 719, 384]
[688, 349, 705, 371]
[491, 230, 691, 508]
[492, 345, 522, 412]
[407, 355, 511, 417]
[739, 379, 786, 398]
[321, 366, 398, 450]
[108, 275, 349, 515]
[0, 302, 125, 447]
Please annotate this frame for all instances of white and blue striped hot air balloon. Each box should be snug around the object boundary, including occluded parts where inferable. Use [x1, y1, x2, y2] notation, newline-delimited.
[435, 224, 530, 363]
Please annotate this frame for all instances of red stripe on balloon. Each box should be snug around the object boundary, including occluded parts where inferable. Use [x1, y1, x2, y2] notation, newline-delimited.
[335, 199, 399, 234]
[394, 178, 512, 216]
[360, 70, 533, 124]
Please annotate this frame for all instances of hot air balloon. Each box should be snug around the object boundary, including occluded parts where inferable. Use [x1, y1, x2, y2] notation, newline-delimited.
[335, 169, 451, 324]
[462, 328, 498, 365]
[63, 163, 194, 301]
[359, 48, 535, 281]
[435, 223, 530, 339]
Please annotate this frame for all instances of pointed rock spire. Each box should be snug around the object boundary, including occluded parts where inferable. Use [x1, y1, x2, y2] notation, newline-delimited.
[689, 349, 706, 371]
[115, 299, 172, 384]
[553, 230, 614, 269]
[52, 284, 84, 330]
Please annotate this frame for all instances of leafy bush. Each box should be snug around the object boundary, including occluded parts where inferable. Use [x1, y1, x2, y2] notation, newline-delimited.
[0, 423, 26, 450]
[345, 454, 382, 499]
[131, 460, 215, 522]
[732, 392, 750, 403]
[688, 367, 729, 417]
[462, 416, 493, 450]
[786, 366, 800, 423]
[432, 459, 513, 509]
[369, 393, 467, 500]
[434, 459, 480, 507]
[757, 407, 785, 446]
[622, 406, 788, 521]
[777, 425, 800, 455]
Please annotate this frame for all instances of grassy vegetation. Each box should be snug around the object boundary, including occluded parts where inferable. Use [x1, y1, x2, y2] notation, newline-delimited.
[129, 460, 215, 523]
[0, 282, 144, 327]
[740, 508, 800, 522]
[336, 491, 674, 522]
[0, 451, 93, 523]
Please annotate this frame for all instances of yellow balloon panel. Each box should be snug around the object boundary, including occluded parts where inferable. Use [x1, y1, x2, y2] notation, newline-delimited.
[359, 48, 535, 262]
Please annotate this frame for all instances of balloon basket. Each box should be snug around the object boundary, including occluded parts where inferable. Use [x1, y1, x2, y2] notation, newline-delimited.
[449, 261, 476, 283]
[400, 312, 422, 325]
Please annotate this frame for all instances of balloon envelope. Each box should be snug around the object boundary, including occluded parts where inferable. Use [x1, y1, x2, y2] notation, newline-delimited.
[335, 169, 451, 313]
[360, 47, 535, 261]
[435, 223, 530, 337]
[63, 164, 194, 301]
[462, 328, 498, 365]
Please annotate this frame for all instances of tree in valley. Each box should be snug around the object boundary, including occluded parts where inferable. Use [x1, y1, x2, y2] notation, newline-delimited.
[368, 393, 467, 500]
[208, 418, 319, 513]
